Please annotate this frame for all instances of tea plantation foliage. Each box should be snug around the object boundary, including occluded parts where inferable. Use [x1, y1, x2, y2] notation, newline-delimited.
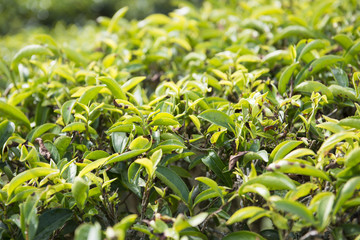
[1, 0, 360, 239]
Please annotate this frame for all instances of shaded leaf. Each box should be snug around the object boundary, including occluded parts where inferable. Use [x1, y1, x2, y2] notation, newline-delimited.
[35, 209, 73, 240]
[0, 120, 15, 151]
[202, 151, 232, 187]
[156, 166, 189, 203]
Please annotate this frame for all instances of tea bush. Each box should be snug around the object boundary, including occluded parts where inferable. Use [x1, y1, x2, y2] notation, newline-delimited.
[1, 0, 360, 239]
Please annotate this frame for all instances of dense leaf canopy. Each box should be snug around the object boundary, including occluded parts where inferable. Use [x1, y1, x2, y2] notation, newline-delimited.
[1, 0, 360, 239]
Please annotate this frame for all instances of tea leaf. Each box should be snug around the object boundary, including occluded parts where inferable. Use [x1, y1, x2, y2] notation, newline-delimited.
[0, 101, 31, 129]
[199, 110, 235, 133]
[156, 166, 189, 203]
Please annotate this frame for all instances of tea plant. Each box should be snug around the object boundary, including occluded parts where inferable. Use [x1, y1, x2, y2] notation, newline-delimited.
[1, 0, 360, 239]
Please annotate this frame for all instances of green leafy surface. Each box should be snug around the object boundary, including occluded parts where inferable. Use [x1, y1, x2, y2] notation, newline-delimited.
[1, 0, 360, 239]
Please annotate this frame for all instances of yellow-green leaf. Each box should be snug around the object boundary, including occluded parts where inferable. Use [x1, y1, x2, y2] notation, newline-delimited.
[6, 168, 58, 196]
[0, 101, 31, 129]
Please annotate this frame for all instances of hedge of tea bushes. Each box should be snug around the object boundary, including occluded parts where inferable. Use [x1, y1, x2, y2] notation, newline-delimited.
[1, 0, 360, 239]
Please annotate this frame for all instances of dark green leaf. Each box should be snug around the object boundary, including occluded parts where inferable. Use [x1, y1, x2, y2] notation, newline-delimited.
[156, 166, 189, 203]
[35, 209, 72, 240]
[201, 151, 232, 187]
[0, 120, 15, 151]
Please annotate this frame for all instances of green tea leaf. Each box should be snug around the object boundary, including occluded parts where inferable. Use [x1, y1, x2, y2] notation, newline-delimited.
[107, 141, 151, 164]
[223, 231, 266, 240]
[283, 148, 315, 159]
[339, 117, 360, 130]
[267, 160, 330, 181]
[20, 194, 39, 240]
[278, 62, 299, 95]
[241, 183, 270, 200]
[286, 183, 318, 201]
[0, 101, 31, 129]
[122, 76, 146, 92]
[135, 158, 154, 177]
[35, 209, 72, 240]
[78, 86, 104, 106]
[28, 123, 57, 142]
[318, 131, 358, 155]
[61, 100, 76, 125]
[129, 136, 149, 150]
[78, 155, 112, 177]
[272, 26, 315, 43]
[199, 109, 235, 133]
[196, 177, 223, 203]
[331, 67, 349, 87]
[7, 168, 58, 196]
[227, 207, 267, 225]
[345, 148, 360, 168]
[156, 166, 189, 203]
[107, 7, 129, 33]
[297, 39, 329, 61]
[149, 139, 185, 154]
[111, 132, 128, 154]
[98, 76, 127, 100]
[344, 40, 360, 64]
[194, 188, 219, 206]
[11, 45, 53, 70]
[110, 214, 137, 240]
[150, 118, 180, 126]
[295, 55, 343, 85]
[333, 34, 353, 50]
[294, 81, 333, 99]
[239, 172, 296, 192]
[317, 194, 334, 231]
[62, 46, 88, 67]
[54, 136, 72, 158]
[333, 176, 360, 215]
[62, 122, 86, 133]
[201, 151, 232, 187]
[270, 140, 302, 162]
[273, 199, 315, 224]
[74, 222, 101, 240]
[72, 177, 89, 210]
[0, 120, 15, 151]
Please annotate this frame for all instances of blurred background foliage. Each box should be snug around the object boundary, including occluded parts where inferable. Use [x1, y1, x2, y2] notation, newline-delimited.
[0, 0, 202, 35]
